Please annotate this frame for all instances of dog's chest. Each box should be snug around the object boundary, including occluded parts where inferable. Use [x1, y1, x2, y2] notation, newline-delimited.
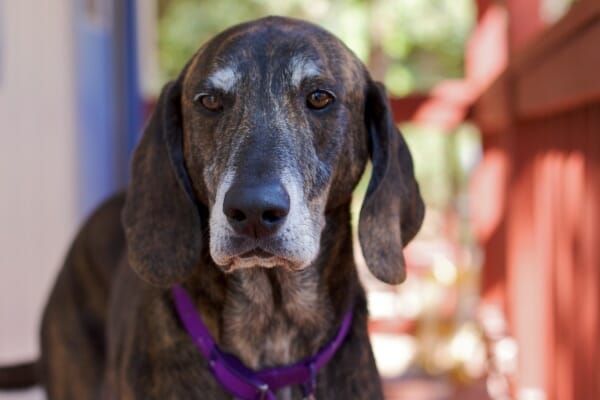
[220, 268, 332, 370]
[241, 312, 298, 367]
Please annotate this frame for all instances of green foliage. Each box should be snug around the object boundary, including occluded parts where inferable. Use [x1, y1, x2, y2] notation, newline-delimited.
[158, 0, 475, 94]
[401, 122, 481, 210]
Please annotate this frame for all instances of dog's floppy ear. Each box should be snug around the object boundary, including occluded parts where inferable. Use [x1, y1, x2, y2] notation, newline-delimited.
[122, 77, 203, 287]
[358, 81, 425, 284]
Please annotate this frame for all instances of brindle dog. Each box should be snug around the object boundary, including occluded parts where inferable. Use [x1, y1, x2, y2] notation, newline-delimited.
[0, 16, 424, 399]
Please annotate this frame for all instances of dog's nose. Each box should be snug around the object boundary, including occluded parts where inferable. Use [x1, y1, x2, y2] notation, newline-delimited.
[223, 182, 290, 238]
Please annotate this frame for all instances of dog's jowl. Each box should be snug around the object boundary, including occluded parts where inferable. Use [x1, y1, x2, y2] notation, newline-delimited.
[0, 16, 424, 399]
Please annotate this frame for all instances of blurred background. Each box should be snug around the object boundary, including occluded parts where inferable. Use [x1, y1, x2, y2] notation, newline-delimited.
[1, 0, 598, 399]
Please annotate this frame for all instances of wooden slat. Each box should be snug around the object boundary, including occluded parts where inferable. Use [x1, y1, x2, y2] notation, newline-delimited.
[474, 1, 600, 129]
[579, 102, 600, 400]
[472, 70, 514, 134]
[515, 19, 600, 118]
[506, 0, 544, 52]
[389, 94, 430, 123]
[510, 1, 600, 72]
[390, 80, 476, 129]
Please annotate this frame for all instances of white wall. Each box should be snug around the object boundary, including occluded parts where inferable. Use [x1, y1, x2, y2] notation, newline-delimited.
[0, 0, 78, 366]
[136, 0, 159, 97]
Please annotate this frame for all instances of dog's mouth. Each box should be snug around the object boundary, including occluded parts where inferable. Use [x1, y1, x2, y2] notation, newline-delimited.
[215, 244, 306, 273]
[240, 247, 274, 259]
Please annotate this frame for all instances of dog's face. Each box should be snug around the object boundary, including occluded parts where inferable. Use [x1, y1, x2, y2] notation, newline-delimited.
[179, 19, 369, 272]
[122, 17, 424, 286]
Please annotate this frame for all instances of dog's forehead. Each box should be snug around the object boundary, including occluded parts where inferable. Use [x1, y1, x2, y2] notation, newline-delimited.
[183, 17, 364, 92]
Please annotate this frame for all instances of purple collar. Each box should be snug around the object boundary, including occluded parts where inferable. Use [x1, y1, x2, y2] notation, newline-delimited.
[172, 284, 354, 400]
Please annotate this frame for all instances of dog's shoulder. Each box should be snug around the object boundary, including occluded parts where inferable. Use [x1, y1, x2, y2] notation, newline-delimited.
[71, 191, 127, 281]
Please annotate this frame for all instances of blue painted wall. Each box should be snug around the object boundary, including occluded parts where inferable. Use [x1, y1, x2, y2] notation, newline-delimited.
[74, 0, 141, 218]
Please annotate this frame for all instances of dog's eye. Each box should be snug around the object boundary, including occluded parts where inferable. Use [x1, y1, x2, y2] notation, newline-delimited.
[194, 93, 222, 112]
[306, 90, 335, 110]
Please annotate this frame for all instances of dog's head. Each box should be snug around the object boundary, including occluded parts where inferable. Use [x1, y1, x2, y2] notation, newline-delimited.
[122, 16, 424, 286]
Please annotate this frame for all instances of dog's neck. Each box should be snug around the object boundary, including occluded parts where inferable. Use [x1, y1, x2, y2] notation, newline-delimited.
[221, 266, 333, 369]
[184, 205, 358, 370]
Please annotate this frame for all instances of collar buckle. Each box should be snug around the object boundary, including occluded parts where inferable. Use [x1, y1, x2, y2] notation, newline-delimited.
[301, 361, 317, 399]
[256, 383, 270, 400]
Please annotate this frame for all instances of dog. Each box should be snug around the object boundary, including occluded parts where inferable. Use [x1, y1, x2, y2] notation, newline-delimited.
[0, 16, 424, 399]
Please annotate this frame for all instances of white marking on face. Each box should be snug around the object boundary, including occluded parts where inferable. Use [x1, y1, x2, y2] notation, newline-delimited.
[207, 66, 239, 92]
[209, 170, 236, 265]
[289, 56, 321, 87]
[279, 169, 324, 266]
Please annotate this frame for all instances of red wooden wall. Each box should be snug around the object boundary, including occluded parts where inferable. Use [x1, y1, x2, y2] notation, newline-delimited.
[390, 1, 600, 398]
[473, 2, 600, 399]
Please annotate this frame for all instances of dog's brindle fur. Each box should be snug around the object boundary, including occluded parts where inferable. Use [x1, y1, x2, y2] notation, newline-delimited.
[10, 17, 424, 399]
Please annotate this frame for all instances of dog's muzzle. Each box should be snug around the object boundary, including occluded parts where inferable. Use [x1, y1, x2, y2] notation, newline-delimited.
[223, 181, 290, 239]
[209, 169, 322, 272]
